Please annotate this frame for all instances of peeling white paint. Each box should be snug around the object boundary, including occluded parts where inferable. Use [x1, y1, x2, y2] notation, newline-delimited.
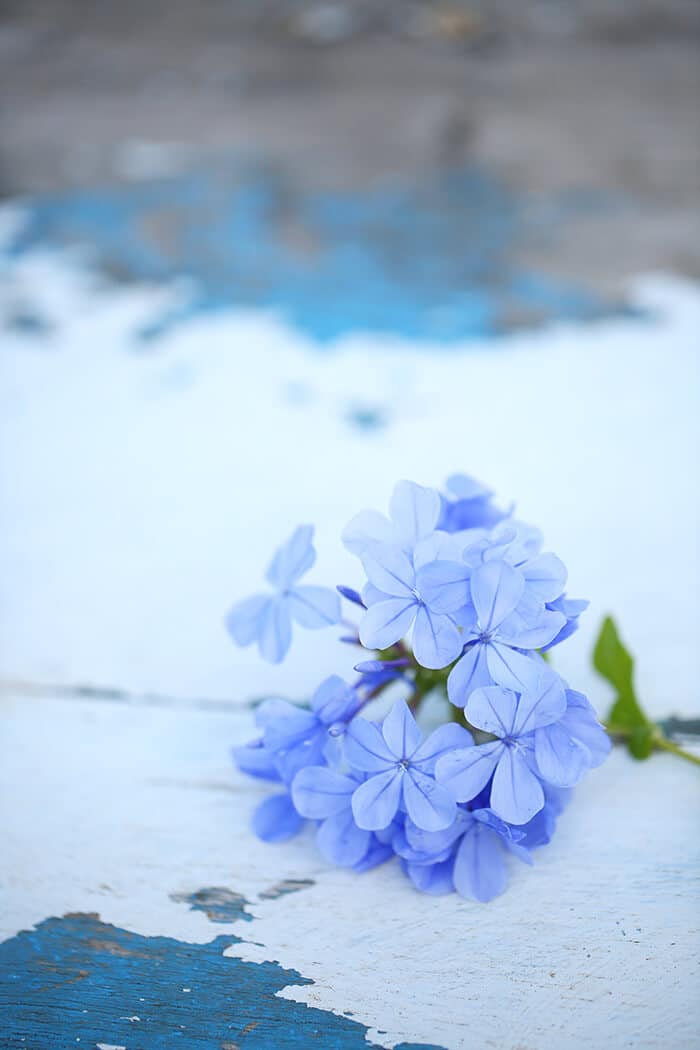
[0, 691, 698, 1049]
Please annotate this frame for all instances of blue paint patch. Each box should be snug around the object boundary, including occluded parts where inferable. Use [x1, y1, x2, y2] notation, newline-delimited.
[0, 913, 444, 1049]
[5, 164, 632, 343]
[258, 879, 315, 900]
[170, 887, 254, 924]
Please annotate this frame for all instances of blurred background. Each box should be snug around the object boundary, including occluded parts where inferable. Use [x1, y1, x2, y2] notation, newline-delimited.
[0, 0, 698, 714]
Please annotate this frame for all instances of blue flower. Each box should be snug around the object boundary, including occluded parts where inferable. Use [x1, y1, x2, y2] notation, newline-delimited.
[353, 658, 409, 694]
[231, 738, 282, 782]
[345, 699, 472, 832]
[435, 674, 567, 824]
[438, 473, 510, 534]
[253, 675, 360, 782]
[396, 807, 529, 902]
[542, 595, 589, 651]
[534, 689, 611, 787]
[291, 765, 393, 871]
[342, 480, 442, 558]
[357, 543, 463, 669]
[251, 791, 303, 843]
[418, 558, 566, 701]
[225, 525, 340, 663]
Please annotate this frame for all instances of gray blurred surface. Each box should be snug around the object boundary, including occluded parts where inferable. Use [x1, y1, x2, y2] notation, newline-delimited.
[1, 0, 699, 290]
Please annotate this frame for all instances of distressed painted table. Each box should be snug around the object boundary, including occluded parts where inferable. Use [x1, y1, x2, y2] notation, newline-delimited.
[1, 174, 699, 1049]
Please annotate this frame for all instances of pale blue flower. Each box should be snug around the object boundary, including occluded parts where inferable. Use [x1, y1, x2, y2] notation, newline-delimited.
[436, 674, 567, 824]
[225, 525, 340, 663]
[534, 689, 611, 787]
[342, 480, 442, 558]
[542, 595, 589, 651]
[417, 558, 565, 702]
[252, 791, 303, 843]
[438, 473, 510, 534]
[346, 699, 472, 832]
[292, 765, 393, 870]
[357, 542, 463, 669]
[397, 807, 529, 902]
[253, 675, 360, 781]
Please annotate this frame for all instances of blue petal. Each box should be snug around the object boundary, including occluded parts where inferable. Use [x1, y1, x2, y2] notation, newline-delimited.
[336, 585, 366, 608]
[291, 765, 356, 819]
[262, 703, 319, 751]
[361, 582, 387, 607]
[470, 560, 525, 631]
[413, 531, 462, 568]
[465, 685, 518, 738]
[382, 699, 422, 759]
[342, 509, 395, 556]
[512, 671, 567, 735]
[265, 525, 316, 590]
[311, 675, 357, 724]
[435, 741, 503, 803]
[416, 560, 472, 614]
[232, 740, 281, 782]
[446, 474, 492, 501]
[353, 837, 395, 872]
[288, 585, 341, 628]
[534, 723, 588, 787]
[273, 733, 327, 783]
[359, 597, 417, 651]
[453, 824, 508, 902]
[497, 606, 566, 649]
[252, 793, 303, 843]
[561, 690, 611, 766]
[404, 810, 470, 856]
[447, 644, 493, 707]
[412, 605, 463, 670]
[520, 552, 567, 602]
[351, 769, 403, 830]
[389, 480, 441, 544]
[412, 722, 474, 773]
[485, 642, 542, 693]
[225, 594, 270, 646]
[257, 596, 293, 663]
[344, 717, 396, 772]
[360, 542, 416, 597]
[317, 810, 372, 867]
[403, 769, 456, 831]
[405, 858, 455, 895]
[490, 746, 545, 825]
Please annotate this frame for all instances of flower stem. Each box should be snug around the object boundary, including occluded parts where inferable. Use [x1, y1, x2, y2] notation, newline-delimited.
[605, 722, 700, 768]
[653, 733, 700, 767]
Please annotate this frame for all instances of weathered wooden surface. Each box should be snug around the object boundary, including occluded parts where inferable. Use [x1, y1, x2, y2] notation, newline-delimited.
[1, 12, 700, 1034]
[1, 689, 698, 1049]
[1, 244, 699, 1045]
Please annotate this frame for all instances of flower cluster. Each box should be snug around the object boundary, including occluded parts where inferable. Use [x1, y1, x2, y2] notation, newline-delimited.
[226, 475, 610, 902]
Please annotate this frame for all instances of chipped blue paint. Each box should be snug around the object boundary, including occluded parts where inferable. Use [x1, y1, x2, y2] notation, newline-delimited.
[0, 914, 445, 1050]
[258, 878, 315, 900]
[5, 164, 631, 344]
[170, 887, 254, 924]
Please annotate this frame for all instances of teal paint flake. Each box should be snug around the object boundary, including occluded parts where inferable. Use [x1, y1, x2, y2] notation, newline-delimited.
[0, 913, 444, 1049]
[5, 164, 632, 344]
[170, 887, 254, 924]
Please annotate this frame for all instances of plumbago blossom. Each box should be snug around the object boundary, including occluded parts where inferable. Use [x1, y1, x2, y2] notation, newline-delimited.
[226, 474, 610, 902]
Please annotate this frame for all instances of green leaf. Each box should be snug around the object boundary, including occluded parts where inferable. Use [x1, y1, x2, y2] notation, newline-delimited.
[592, 615, 654, 759]
[628, 724, 656, 759]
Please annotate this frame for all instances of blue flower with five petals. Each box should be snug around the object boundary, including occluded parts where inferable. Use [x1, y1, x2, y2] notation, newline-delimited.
[225, 525, 340, 663]
[345, 699, 472, 832]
